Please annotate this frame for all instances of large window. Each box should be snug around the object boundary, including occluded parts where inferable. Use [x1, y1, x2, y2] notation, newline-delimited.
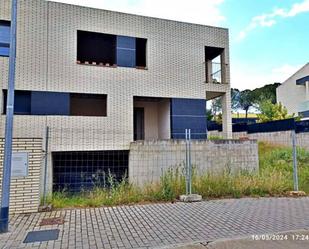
[0, 20, 10, 57]
[70, 93, 107, 116]
[77, 31, 116, 66]
[2, 90, 107, 116]
[77, 30, 147, 69]
[2, 90, 31, 114]
[136, 38, 147, 68]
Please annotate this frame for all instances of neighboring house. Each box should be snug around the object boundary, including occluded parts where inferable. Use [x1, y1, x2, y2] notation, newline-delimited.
[277, 63, 309, 119]
[0, 0, 232, 192]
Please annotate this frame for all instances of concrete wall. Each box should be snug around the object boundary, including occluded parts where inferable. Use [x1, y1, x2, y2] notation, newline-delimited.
[0, 138, 42, 214]
[277, 63, 309, 115]
[158, 99, 171, 140]
[208, 130, 309, 151]
[129, 139, 259, 186]
[0, 0, 232, 151]
[134, 101, 159, 140]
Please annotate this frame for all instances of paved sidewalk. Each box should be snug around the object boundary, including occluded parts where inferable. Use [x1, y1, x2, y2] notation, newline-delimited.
[0, 197, 308, 249]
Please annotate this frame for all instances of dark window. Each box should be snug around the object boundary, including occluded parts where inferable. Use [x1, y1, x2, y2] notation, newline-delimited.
[116, 36, 136, 68]
[136, 38, 147, 68]
[0, 20, 10, 57]
[2, 90, 107, 116]
[2, 90, 31, 114]
[70, 93, 107, 116]
[77, 30, 116, 65]
[77, 30, 147, 69]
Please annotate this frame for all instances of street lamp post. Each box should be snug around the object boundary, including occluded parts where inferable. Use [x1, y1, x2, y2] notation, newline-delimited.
[0, 0, 18, 233]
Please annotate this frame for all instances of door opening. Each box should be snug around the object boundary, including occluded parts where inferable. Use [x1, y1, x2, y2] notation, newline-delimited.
[134, 107, 144, 140]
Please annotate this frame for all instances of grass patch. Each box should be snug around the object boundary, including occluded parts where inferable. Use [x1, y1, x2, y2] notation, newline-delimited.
[46, 142, 309, 208]
[207, 135, 224, 140]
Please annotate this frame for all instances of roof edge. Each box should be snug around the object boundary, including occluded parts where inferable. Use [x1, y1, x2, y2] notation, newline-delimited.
[47, 0, 229, 31]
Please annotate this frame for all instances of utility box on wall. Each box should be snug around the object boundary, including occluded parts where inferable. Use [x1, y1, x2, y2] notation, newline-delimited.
[11, 152, 29, 178]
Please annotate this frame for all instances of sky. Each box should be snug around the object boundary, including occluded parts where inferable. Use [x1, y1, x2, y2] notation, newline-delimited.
[51, 0, 309, 90]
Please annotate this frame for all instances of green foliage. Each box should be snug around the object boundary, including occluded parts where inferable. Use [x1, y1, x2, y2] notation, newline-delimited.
[207, 135, 223, 140]
[46, 143, 309, 208]
[206, 109, 214, 121]
[231, 88, 241, 111]
[231, 83, 281, 117]
[251, 83, 281, 104]
[258, 142, 309, 193]
[257, 101, 296, 123]
[238, 89, 256, 118]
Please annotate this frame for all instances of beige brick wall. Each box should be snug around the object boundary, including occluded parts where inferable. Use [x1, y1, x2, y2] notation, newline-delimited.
[129, 139, 258, 186]
[0, 138, 42, 214]
[0, 0, 232, 151]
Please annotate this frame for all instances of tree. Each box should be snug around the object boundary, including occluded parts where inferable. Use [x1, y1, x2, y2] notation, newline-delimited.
[257, 101, 296, 123]
[251, 83, 281, 105]
[231, 88, 240, 111]
[238, 89, 255, 119]
[210, 96, 222, 117]
[206, 109, 214, 121]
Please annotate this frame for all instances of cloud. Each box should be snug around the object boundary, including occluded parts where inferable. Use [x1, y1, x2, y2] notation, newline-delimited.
[237, 0, 309, 41]
[50, 0, 225, 26]
[231, 63, 303, 90]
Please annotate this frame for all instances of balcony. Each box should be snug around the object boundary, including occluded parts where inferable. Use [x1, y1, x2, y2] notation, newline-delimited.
[205, 46, 227, 84]
[210, 62, 222, 83]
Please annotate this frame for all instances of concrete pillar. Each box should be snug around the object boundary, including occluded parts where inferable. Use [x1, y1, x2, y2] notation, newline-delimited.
[221, 91, 232, 139]
[220, 52, 226, 84]
[306, 81, 309, 101]
[40, 152, 53, 197]
[206, 60, 212, 83]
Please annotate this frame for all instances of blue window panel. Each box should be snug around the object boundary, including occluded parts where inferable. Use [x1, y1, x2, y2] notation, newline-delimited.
[0, 46, 9, 56]
[171, 98, 206, 116]
[117, 36, 136, 49]
[117, 36, 136, 68]
[170, 98, 207, 139]
[117, 49, 136, 68]
[31, 91, 70, 115]
[14, 91, 31, 114]
[171, 117, 207, 139]
[0, 21, 10, 56]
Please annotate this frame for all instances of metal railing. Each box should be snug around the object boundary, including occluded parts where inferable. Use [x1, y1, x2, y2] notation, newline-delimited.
[211, 62, 222, 84]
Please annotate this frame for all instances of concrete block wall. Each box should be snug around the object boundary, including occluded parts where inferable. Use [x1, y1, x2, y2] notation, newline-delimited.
[129, 139, 258, 186]
[208, 130, 309, 151]
[0, 138, 43, 214]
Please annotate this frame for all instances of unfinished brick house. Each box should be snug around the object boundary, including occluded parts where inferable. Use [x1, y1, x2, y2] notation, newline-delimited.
[0, 0, 232, 193]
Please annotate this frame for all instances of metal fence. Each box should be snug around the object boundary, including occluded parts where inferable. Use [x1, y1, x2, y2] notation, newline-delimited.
[41, 127, 209, 194]
[208, 119, 309, 134]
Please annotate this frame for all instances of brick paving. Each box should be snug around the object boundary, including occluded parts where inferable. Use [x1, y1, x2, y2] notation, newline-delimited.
[0, 197, 308, 249]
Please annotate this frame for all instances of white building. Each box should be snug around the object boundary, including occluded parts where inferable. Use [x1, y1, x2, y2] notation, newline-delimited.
[277, 63, 309, 119]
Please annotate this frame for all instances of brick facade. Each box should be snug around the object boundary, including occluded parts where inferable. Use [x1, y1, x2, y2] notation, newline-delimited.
[0, 0, 232, 150]
[0, 138, 42, 214]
